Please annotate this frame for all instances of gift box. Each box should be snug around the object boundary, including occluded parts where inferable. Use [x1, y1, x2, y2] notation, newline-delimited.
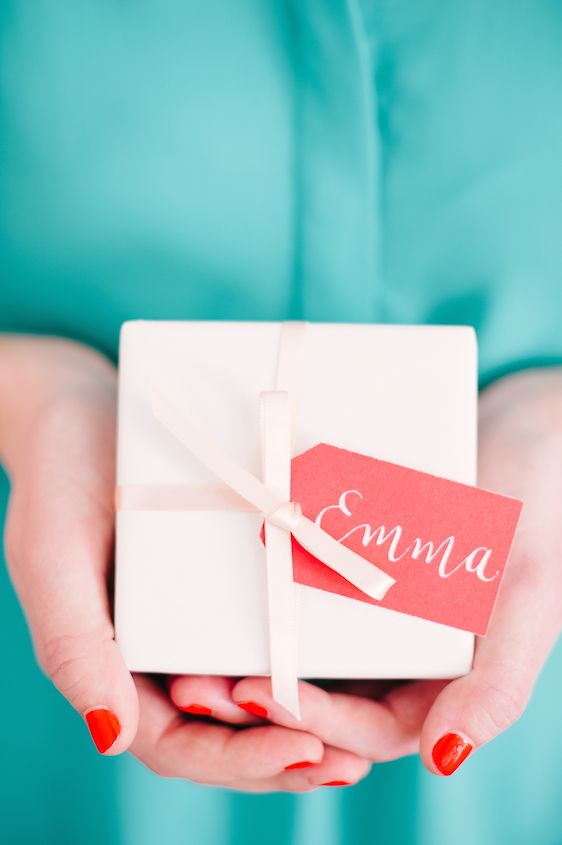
[114, 320, 477, 713]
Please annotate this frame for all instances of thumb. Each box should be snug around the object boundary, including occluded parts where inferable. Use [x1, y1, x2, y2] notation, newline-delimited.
[419, 579, 561, 776]
[4, 406, 138, 755]
[41, 625, 139, 756]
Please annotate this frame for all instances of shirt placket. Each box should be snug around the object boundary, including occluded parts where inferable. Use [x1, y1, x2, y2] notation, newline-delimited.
[290, 0, 382, 323]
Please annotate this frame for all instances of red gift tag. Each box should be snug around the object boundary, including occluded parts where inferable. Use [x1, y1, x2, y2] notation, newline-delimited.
[283, 444, 522, 636]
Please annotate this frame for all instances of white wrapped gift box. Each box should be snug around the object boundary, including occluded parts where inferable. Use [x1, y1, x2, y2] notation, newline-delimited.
[115, 320, 476, 681]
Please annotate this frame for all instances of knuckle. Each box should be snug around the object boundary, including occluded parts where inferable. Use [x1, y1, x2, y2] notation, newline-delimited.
[40, 629, 113, 696]
[476, 677, 527, 737]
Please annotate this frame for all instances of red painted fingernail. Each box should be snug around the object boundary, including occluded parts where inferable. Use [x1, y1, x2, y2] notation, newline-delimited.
[236, 700, 269, 719]
[85, 707, 121, 754]
[321, 780, 351, 787]
[284, 760, 317, 771]
[178, 703, 213, 716]
[432, 733, 473, 776]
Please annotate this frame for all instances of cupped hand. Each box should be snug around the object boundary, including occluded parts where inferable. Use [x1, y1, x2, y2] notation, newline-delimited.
[170, 368, 562, 776]
[0, 335, 370, 791]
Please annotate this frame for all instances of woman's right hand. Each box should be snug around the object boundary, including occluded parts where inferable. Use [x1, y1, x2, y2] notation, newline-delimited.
[170, 367, 562, 778]
[0, 335, 370, 791]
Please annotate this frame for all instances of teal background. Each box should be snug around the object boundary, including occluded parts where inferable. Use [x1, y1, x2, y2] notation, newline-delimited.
[2, 1, 562, 842]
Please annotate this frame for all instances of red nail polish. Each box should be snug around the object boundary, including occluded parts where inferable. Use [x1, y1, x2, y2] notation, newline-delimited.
[236, 700, 268, 719]
[178, 703, 213, 716]
[85, 707, 121, 753]
[284, 760, 317, 770]
[432, 733, 473, 776]
[321, 780, 351, 787]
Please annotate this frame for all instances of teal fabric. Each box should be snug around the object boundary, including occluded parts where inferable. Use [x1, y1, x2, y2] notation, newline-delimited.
[2, 2, 562, 843]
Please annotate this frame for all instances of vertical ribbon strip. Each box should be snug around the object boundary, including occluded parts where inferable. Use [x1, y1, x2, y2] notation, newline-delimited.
[261, 390, 300, 717]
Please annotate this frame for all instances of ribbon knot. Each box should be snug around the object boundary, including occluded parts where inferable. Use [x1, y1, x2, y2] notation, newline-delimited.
[266, 501, 303, 532]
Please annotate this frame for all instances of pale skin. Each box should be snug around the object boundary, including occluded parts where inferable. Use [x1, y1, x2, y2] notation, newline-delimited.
[1, 335, 561, 790]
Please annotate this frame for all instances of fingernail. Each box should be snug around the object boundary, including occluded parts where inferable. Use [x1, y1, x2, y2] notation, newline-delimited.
[321, 780, 351, 787]
[236, 700, 269, 719]
[432, 732, 473, 776]
[284, 760, 317, 771]
[84, 707, 121, 754]
[178, 703, 213, 716]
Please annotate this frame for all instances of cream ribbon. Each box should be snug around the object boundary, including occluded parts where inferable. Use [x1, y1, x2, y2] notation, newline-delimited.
[117, 323, 396, 718]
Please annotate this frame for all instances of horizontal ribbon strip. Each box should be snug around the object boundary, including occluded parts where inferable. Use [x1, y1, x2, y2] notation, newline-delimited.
[115, 483, 255, 512]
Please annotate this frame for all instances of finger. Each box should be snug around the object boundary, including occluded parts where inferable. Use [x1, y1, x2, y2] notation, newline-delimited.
[232, 745, 372, 793]
[4, 392, 138, 755]
[231, 676, 437, 761]
[280, 744, 371, 789]
[420, 573, 562, 776]
[168, 675, 259, 724]
[168, 674, 379, 791]
[132, 674, 325, 784]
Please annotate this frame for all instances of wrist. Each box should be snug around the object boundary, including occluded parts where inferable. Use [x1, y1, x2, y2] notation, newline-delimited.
[479, 366, 562, 437]
[0, 335, 116, 477]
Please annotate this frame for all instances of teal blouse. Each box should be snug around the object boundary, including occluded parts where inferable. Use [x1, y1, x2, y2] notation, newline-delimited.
[2, 2, 562, 843]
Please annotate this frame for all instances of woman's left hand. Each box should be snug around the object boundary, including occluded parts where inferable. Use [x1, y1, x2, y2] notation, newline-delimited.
[0, 336, 370, 793]
[170, 367, 562, 777]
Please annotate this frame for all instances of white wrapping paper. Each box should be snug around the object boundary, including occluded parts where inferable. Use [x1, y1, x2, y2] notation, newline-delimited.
[115, 321, 476, 680]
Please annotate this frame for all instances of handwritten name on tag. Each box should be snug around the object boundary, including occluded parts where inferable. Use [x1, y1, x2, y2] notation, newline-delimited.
[289, 444, 523, 636]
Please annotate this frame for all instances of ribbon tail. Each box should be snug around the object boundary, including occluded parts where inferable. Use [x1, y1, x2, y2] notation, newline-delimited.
[261, 391, 301, 721]
[263, 522, 301, 719]
[292, 516, 396, 601]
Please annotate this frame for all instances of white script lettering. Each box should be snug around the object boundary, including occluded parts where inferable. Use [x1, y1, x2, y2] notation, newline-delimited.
[315, 488, 499, 582]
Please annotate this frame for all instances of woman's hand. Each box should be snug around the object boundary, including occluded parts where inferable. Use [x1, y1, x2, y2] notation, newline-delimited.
[170, 368, 562, 777]
[0, 335, 370, 791]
